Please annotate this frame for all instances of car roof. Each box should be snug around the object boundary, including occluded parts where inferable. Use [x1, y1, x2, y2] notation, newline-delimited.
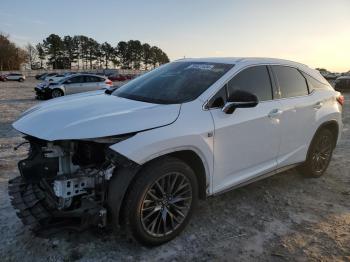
[175, 57, 327, 84]
[175, 57, 308, 65]
[60, 73, 106, 81]
[71, 73, 105, 78]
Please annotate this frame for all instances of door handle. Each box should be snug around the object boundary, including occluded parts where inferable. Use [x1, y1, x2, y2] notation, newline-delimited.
[313, 101, 323, 109]
[268, 109, 283, 118]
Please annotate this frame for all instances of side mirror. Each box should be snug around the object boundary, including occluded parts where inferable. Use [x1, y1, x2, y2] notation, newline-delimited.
[105, 86, 117, 95]
[222, 90, 259, 114]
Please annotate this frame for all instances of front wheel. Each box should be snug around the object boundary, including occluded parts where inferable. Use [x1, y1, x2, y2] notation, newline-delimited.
[51, 89, 63, 98]
[121, 157, 198, 246]
[299, 129, 334, 178]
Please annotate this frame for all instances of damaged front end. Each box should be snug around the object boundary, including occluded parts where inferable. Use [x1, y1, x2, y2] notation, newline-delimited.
[9, 135, 136, 231]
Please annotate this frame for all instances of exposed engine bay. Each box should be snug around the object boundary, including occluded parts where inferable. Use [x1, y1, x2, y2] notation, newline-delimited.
[8, 136, 130, 231]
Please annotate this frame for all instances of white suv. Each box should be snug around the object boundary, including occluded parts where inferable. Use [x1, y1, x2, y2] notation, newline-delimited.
[5, 73, 25, 82]
[10, 58, 344, 246]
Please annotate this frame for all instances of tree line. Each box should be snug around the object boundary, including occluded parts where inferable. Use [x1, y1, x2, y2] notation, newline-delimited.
[0, 33, 170, 71]
[29, 34, 170, 70]
[0, 33, 27, 71]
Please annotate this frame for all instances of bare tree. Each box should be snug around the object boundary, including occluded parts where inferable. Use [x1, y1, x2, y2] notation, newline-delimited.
[36, 43, 45, 69]
[25, 43, 38, 69]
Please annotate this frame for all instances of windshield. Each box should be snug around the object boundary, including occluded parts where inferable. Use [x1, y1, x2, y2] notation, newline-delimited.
[112, 61, 234, 104]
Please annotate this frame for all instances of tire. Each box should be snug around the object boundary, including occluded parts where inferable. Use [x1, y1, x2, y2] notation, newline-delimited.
[120, 157, 198, 246]
[51, 89, 63, 98]
[8, 176, 54, 229]
[18, 78, 24, 82]
[299, 128, 334, 178]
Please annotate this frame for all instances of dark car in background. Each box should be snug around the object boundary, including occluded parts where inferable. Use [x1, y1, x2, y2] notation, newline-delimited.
[40, 72, 58, 81]
[108, 74, 128, 81]
[0, 74, 7, 81]
[335, 76, 350, 92]
[108, 74, 138, 81]
[35, 73, 48, 80]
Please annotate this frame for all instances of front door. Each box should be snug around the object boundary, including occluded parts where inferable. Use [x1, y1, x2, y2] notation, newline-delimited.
[210, 66, 282, 193]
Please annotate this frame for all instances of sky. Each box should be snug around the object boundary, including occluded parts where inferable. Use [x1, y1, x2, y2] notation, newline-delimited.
[0, 0, 349, 72]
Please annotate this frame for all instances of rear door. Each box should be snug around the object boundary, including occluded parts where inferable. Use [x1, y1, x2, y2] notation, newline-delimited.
[84, 76, 105, 91]
[63, 76, 85, 94]
[270, 65, 316, 167]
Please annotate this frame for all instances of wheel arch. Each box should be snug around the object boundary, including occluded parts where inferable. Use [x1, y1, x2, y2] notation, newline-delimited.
[51, 87, 64, 96]
[108, 149, 209, 227]
[132, 149, 209, 200]
[315, 120, 340, 148]
[162, 150, 208, 200]
[305, 120, 340, 162]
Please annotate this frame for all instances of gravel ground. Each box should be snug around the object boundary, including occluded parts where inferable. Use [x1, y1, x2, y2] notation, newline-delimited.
[0, 78, 349, 262]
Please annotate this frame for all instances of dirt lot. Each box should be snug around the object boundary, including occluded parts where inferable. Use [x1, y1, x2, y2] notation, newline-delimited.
[0, 78, 349, 261]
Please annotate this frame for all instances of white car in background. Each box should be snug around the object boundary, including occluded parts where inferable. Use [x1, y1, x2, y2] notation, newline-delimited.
[5, 73, 26, 82]
[10, 58, 344, 246]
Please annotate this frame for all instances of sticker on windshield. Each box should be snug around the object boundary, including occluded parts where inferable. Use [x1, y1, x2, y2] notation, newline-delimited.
[185, 64, 215, 71]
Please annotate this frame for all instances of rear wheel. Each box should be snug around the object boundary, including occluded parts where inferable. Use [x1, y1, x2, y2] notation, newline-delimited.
[120, 157, 198, 246]
[18, 78, 24, 82]
[300, 129, 334, 178]
[51, 89, 63, 98]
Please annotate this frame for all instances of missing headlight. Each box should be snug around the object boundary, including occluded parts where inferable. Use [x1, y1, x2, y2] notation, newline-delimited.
[81, 133, 135, 144]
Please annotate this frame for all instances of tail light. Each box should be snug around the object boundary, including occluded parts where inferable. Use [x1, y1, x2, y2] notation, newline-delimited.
[337, 95, 345, 106]
[105, 79, 112, 86]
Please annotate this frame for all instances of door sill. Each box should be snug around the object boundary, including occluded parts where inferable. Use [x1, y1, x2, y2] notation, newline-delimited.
[212, 163, 302, 196]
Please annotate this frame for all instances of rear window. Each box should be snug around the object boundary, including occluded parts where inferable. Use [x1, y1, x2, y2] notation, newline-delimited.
[85, 76, 104, 82]
[302, 73, 332, 91]
[272, 66, 308, 98]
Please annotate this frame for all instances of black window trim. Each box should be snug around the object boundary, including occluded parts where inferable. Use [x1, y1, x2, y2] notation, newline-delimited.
[300, 71, 332, 92]
[205, 64, 274, 110]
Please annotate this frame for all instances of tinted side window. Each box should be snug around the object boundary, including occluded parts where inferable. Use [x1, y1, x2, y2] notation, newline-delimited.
[302, 73, 331, 91]
[86, 76, 104, 82]
[272, 66, 308, 98]
[208, 87, 227, 108]
[65, 76, 84, 84]
[227, 66, 272, 101]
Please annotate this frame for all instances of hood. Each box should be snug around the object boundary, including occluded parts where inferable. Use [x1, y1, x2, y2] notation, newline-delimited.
[13, 92, 181, 141]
